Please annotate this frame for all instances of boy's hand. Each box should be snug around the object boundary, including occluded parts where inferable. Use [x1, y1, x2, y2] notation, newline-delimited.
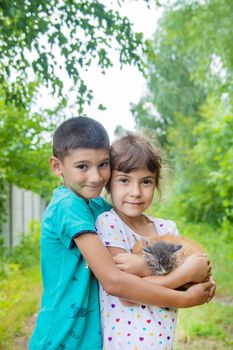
[185, 279, 215, 307]
[113, 253, 151, 277]
[181, 253, 211, 283]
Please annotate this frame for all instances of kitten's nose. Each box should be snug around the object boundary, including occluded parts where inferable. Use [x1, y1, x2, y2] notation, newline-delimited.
[160, 266, 166, 275]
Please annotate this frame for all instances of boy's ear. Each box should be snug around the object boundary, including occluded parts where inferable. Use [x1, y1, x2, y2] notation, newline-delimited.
[49, 156, 62, 176]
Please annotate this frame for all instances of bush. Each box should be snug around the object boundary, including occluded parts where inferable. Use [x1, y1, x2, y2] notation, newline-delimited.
[0, 221, 40, 278]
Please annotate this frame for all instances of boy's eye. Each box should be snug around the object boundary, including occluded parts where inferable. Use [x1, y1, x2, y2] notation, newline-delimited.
[99, 161, 110, 168]
[76, 164, 88, 170]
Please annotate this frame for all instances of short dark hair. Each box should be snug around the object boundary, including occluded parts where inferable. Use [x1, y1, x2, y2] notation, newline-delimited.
[53, 117, 110, 161]
[108, 132, 162, 190]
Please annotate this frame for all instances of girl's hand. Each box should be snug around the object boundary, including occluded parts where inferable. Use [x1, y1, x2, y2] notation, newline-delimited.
[113, 253, 151, 277]
[207, 276, 216, 301]
[185, 279, 215, 306]
[181, 253, 211, 283]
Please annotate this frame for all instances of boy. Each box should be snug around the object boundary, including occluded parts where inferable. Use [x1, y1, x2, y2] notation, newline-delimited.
[29, 117, 214, 350]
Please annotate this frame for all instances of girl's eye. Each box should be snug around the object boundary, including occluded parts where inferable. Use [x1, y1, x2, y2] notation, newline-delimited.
[119, 178, 128, 183]
[142, 179, 152, 185]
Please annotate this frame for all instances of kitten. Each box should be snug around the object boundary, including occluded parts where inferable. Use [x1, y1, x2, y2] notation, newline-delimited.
[133, 234, 205, 276]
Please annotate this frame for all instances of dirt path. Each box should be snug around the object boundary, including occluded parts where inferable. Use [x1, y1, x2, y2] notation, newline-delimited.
[14, 314, 37, 350]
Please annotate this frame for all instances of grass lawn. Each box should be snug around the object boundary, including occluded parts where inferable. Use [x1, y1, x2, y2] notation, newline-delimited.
[0, 266, 42, 350]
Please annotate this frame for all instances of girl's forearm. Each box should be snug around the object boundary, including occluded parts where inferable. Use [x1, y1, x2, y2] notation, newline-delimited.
[143, 265, 189, 289]
[106, 270, 204, 308]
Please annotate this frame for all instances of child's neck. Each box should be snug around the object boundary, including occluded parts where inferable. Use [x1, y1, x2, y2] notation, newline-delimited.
[114, 208, 157, 238]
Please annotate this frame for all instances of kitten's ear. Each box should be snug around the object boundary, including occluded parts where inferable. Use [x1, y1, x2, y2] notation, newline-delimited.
[143, 247, 160, 266]
[172, 244, 183, 254]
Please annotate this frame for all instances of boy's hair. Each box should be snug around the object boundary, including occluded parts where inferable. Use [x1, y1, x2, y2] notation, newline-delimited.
[53, 117, 110, 161]
[108, 132, 162, 190]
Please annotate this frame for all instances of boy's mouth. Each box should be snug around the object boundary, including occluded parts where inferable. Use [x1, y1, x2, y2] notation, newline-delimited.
[84, 185, 103, 189]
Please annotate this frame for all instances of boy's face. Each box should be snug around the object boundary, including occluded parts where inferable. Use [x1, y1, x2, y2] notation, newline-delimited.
[110, 167, 156, 219]
[51, 148, 110, 200]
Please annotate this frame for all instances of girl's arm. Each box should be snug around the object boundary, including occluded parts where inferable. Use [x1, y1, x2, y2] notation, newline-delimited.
[74, 233, 214, 308]
[113, 251, 212, 289]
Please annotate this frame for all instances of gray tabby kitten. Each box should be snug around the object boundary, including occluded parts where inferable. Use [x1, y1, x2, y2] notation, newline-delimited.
[133, 233, 205, 275]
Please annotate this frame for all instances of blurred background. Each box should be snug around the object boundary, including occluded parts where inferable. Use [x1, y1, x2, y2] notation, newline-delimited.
[0, 1, 232, 349]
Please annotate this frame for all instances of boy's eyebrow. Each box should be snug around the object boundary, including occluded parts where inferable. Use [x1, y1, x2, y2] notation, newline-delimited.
[73, 157, 110, 165]
[73, 160, 90, 165]
[97, 157, 110, 164]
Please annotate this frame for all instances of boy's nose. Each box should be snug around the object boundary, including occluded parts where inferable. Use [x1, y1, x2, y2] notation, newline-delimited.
[89, 169, 102, 183]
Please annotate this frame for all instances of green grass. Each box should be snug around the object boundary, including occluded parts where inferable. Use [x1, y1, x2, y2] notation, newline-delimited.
[0, 266, 42, 350]
[174, 300, 233, 349]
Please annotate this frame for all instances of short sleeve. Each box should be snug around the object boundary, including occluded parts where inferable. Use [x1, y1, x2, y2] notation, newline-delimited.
[155, 218, 180, 237]
[54, 196, 96, 249]
[100, 197, 112, 211]
[95, 212, 128, 251]
[166, 220, 180, 236]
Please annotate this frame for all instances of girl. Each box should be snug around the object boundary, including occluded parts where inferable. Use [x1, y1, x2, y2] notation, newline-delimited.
[96, 133, 214, 350]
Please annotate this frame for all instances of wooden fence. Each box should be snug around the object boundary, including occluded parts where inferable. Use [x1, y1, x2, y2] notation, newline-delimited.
[2, 185, 46, 248]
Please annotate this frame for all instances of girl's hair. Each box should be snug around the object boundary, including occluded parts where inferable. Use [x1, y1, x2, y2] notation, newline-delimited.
[53, 117, 110, 161]
[108, 132, 162, 191]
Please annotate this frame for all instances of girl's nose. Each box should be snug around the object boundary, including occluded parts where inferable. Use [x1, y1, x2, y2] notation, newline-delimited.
[130, 183, 141, 197]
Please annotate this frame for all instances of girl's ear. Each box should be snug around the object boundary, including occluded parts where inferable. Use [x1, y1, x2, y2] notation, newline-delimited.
[49, 156, 62, 176]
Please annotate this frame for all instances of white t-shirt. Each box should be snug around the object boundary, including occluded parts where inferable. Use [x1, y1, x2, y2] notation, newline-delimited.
[95, 209, 180, 350]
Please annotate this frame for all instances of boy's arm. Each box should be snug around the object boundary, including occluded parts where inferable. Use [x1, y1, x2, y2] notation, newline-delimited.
[74, 233, 214, 308]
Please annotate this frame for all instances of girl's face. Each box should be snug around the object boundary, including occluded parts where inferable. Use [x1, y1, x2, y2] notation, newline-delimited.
[110, 167, 156, 218]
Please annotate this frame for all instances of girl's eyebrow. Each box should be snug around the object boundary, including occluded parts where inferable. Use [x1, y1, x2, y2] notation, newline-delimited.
[114, 172, 155, 178]
[114, 172, 129, 176]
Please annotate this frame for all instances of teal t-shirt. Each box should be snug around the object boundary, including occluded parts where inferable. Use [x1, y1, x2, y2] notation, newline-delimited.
[29, 186, 111, 350]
